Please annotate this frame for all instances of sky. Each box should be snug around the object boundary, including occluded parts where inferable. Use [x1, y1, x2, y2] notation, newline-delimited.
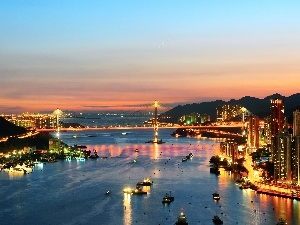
[1, 0, 300, 114]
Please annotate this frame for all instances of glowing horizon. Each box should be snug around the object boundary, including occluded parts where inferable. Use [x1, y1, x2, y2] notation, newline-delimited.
[1, 1, 300, 114]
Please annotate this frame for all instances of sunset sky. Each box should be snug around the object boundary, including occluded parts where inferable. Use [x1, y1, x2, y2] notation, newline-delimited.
[1, 1, 300, 114]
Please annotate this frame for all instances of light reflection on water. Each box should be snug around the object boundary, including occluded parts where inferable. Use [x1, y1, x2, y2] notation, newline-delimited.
[123, 193, 132, 225]
[0, 128, 298, 225]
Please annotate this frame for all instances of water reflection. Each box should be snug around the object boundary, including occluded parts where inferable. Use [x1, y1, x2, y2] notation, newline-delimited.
[123, 193, 132, 225]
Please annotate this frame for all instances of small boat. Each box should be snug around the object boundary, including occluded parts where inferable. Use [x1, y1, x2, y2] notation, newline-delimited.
[175, 211, 188, 225]
[9, 166, 25, 174]
[145, 139, 165, 144]
[212, 192, 220, 200]
[132, 187, 147, 195]
[182, 157, 187, 162]
[122, 132, 127, 135]
[105, 190, 110, 195]
[276, 218, 287, 225]
[135, 149, 139, 152]
[136, 178, 153, 186]
[123, 187, 147, 195]
[212, 215, 223, 224]
[162, 191, 174, 203]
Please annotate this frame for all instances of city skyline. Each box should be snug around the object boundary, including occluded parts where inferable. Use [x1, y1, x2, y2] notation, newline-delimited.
[1, 1, 300, 113]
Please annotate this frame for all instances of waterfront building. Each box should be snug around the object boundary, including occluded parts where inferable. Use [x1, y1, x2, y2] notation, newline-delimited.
[293, 109, 300, 136]
[273, 127, 292, 182]
[220, 139, 238, 164]
[292, 135, 300, 184]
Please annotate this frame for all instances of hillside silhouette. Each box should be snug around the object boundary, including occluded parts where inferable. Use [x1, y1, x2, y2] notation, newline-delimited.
[0, 116, 27, 138]
[160, 93, 300, 123]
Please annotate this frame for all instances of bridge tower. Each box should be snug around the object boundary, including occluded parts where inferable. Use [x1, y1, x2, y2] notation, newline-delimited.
[146, 100, 165, 144]
[153, 100, 159, 143]
[53, 108, 63, 137]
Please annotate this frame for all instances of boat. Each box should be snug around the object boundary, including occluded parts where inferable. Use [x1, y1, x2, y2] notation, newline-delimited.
[145, 139, 165, 144]
[276, 218, 287, 225]
[9, 166, 25, 174]
[162, 191, 174, 203]
[175, 211, 188, 225]
[212, 215, 223, 224]
[123, 187, 147, 195]
[136, 178, 153, 186]
[122, 132, 127, 135]
[212, 192, 220, 200]
[135, 149, 139, 152]
[132, 187, 147, 195]
[182, 157, 187, 162]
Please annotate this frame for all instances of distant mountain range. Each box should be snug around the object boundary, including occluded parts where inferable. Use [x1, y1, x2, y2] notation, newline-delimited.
[159, 93, 300, 123]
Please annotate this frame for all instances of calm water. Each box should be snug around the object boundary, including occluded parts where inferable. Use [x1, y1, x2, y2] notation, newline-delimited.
[62, 113, 153, 128]
[1, 127, 299, 225]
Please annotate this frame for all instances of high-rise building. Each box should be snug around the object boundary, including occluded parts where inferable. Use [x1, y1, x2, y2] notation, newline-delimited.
[293, 110, 300, 136]
[247, 115, 260, 149]
[216, 104, 243, 122]
[292, 135, 300, 184]
[263, 116, 272, 145]
[270, 99, 285, 137]
[273, 129, 292, 182]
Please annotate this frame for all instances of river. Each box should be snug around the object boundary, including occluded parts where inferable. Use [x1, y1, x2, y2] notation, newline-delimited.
[0, 127, 298, 225]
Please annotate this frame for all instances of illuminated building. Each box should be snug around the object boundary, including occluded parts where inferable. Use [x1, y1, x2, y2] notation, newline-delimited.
[247, 115, 260, 149]
[49, 138, 61, 153]
[200, 114, 210, 124]
[292, 110, 300, 184]
[179, 113, 210, 125]
[179, 112, 200, 125]
[220, 139, 238, 164]
[6, 113, 58, 129]
[216, 104, 243, 122]
[293, 109, 300, 136]
[263, 116, 272, 145]
[292, 135, 300, 184]
[273, 125, 292, 182]
[270, 99, 285, 137]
